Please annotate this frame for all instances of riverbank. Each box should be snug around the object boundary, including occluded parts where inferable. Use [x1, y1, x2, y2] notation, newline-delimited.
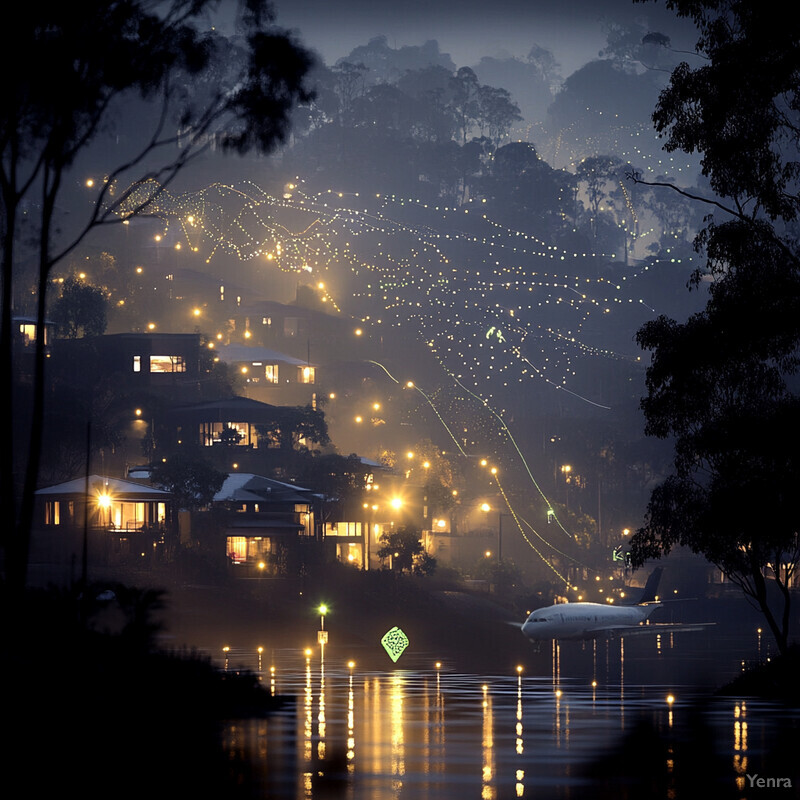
[160, 564, 535, 672]
[716, 645, 800, 705]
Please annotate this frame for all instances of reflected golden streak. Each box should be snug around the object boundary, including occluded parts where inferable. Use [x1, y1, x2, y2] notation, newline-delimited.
[481, 684, 496, 799]
[391, 674, 406, 788]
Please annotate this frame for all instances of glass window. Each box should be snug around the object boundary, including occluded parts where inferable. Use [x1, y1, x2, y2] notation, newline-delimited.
[19, 323, 37, 346]
[45, 501, 60, 526]
[150, 355, 186, 373]
[324, 521, 363, 537]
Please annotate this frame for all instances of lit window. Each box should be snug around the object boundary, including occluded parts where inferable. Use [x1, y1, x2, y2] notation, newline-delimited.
[133, 355, 141, 373]
[299, 366, 315, 384]
[45, 501, 61, 526]
[265, 364, 279, 384]
[227, 536, 248, 564]
[150, 355, 186, 373]
[19, 323, 37, 346]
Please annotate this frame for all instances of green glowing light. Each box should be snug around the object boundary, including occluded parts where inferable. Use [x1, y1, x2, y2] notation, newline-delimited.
[381, 627, 410, 663]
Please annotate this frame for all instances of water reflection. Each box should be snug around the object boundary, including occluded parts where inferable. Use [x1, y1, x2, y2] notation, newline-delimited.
[481, 683, 495, 798]
[217, 647, 799, 800]
[733, 701, 748, 792]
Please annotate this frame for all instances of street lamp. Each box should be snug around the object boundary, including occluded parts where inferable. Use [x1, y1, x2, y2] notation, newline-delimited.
[317, 604, 329, 658]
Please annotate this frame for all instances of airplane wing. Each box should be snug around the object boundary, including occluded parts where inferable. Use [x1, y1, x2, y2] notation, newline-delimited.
[585, 622, 716, 636]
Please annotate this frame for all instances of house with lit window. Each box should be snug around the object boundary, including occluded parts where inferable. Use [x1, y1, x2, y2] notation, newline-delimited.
[203, 473, 321, 577]
[54, 332, 203, 395]
[102, 332, 201, 384]
[231, 298, 358, 364]
[211, 343, 318, 406]
[33, 475, 171, 577]
[166, 395, 293, 451]
[319, 458, 428, 571]
[13, 315, 55, 380]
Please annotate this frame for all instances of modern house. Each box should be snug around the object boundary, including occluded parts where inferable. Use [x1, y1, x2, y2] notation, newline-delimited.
[211, 343, 319, 406]
[86, 331, 202, 385]
[204, 473, 321, 577]
[165, 395, 298, 451]
[33, 475, 172, 577]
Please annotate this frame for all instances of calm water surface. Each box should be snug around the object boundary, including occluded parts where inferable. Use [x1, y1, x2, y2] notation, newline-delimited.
[216, 634, 800, 799]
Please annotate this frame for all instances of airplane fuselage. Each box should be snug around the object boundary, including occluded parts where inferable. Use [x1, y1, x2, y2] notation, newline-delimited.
[521, 601, 659, 641]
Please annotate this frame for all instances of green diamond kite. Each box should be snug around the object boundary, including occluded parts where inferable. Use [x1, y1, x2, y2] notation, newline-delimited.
[381, 626, 409, 663]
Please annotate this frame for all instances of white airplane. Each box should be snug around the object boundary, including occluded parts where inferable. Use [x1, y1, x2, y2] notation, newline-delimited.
[520, 568, 713, 643]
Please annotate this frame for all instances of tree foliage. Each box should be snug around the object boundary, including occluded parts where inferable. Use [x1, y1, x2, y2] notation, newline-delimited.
[1, 0, 314, 594]
[377, 525, 435, 575]
[150, 454, 227, 512]
[50, 276, 108, 339]
[630, 0, 800, 654]
[255, 405, 330, 451]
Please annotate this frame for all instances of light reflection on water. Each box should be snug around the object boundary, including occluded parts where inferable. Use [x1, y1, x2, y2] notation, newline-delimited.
[219, 646, 800, 799]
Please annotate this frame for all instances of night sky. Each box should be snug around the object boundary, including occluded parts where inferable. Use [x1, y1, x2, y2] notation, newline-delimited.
[268, 0, 697, 73]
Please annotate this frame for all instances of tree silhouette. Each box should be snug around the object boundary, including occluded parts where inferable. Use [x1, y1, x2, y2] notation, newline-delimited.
[377, 525, 431, 574]
[629, 0, 800, 655]
[1, 0, 314, 595]
[50, 276, 108, 339]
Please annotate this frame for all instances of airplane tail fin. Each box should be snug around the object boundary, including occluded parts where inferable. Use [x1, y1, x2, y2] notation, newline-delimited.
[637, 567, 663, 604]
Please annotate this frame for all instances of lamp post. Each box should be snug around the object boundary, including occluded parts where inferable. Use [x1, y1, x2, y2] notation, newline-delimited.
[317, 604, 329, 663]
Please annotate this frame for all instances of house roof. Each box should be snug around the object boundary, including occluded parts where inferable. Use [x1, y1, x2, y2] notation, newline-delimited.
[214, 344, 315, 367]
[169, 395, 279, 417]
[36, 475, 171, 498]
[214, 473, 315, 504]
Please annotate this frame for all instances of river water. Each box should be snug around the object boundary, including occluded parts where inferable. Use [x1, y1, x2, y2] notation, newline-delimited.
[214, 632, 800, 799]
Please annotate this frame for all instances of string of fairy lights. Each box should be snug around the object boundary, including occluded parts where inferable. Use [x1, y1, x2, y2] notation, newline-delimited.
[125, 178, 668, 405]
[110, 168, 698, 584]
[365, 359, 583, 586]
